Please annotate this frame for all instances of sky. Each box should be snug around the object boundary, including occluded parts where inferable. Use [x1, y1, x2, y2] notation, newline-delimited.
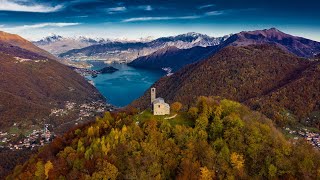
[0, 0, 319, 41]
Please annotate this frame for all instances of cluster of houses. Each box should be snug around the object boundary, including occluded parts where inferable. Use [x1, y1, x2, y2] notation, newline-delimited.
[74, 68, 98, 77]
[0, 125, 55, 150]
[285, 127, 320, 149]
[0, 100, 114, 150]
[50, 101, 113, 119]
[13, 57, 48, 63]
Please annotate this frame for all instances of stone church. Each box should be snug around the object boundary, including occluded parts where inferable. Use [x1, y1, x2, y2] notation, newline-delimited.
[150, 88, 170, 115]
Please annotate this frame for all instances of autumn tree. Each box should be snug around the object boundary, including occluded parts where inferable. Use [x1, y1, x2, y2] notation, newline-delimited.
[171, 102, 183, 113]
[188, 107, 199, 119]
[35, 161, 45, 179]
[44, 161, 53, 179]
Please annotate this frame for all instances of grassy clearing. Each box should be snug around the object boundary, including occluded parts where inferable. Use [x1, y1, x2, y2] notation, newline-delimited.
[134, 110, 194, 127]
[8, 127, 21, 134]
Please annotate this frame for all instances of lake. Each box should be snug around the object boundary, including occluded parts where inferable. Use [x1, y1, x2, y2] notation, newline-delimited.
[86, 61, 165, 107]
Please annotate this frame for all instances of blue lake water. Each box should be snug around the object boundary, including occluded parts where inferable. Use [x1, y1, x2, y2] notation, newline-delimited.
[86, 61, 165, 107]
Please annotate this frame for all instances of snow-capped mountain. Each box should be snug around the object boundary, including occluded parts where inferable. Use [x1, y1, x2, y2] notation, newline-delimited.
[60, 32, 228, 62]
[33, 35, 110, 55]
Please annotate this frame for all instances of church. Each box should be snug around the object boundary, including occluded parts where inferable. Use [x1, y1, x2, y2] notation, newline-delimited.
[150, 88, 170, 115]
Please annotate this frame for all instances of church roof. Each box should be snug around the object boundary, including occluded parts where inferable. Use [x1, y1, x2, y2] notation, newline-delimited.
[153, 98, 165, 104]
[153, 98, 170, 108]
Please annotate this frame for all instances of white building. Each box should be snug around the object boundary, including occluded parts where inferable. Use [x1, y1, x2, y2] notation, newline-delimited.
[151, 88, 170, 115]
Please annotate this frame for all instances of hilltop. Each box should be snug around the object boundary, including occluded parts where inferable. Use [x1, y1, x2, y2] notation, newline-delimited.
[0, 31, 57, 60]
[8, 97, 320, 179]
[221, 28, 320, 57]
[131, 44, 320, 127]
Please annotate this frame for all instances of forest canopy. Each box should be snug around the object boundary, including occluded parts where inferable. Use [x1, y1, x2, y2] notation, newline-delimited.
[8, 97, 320, 179]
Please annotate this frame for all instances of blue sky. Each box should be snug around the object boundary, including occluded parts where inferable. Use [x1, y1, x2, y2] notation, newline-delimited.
[0, 0, 319, 41]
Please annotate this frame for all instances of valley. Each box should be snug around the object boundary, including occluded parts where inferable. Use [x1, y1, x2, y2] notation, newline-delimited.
[1, 26, 320, 179]
[1, 0, 319, 178]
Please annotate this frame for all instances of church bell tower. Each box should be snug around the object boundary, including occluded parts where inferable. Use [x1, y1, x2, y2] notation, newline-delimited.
[151, 88, 156, 104]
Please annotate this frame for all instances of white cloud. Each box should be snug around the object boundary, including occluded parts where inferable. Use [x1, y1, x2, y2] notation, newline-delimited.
[205, 11, 224, 16]
[107, 6, 127, 14]
[1, 23, 81, 31]
[67, 15, 89, 18]
[198, 4, 215, 9]
[122, 16, 202, 22]
[137, 5, 153, 11]
[122, 11, 225, 22]
[0, 0, 63, 13]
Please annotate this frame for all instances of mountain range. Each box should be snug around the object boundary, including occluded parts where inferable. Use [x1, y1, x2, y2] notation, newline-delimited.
[0, 31, 104, 131]
[129, 28, 320, 72]
[131, 44, 320, 127]
[33, 35, 110, 56]
[58, 33, 229, 62]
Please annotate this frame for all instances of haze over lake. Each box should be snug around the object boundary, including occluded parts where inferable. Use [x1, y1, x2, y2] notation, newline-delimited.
[86, 61, 165, 107]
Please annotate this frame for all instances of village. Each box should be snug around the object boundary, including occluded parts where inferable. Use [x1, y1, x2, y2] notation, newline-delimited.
[0, 100, 115, 151]
[0, 124, 54, 150]
[284, 127, 320, 149]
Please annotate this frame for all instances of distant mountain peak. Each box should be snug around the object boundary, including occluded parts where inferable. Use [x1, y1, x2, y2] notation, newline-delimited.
[184, 32, 205, 37]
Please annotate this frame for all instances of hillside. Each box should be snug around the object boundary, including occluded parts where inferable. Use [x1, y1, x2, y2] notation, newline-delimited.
[0, 33, 105, 131]
[0, 31, 57, 60]
[128, 46, 214, 71]
[131, 45, 320, 127]
[8, 97, 320, 179]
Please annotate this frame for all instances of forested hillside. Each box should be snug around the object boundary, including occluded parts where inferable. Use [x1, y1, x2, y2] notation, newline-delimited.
[131, 45, 320, 128]
[7, 97, 320, 179]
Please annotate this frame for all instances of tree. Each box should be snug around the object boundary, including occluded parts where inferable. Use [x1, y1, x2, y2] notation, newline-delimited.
[230, 152, 244, 171]
[91, 161, 118, 180]
[268, 164, 277, 178]
[44, 161, 53, 179]
[199, 166, 215, 180]
[195, 115, 209, 130]
[171, 102, 183, 113]
[35, 161, 45, 179]
[75, 129, 81, 136]
[87, 126, 95, 137]
[188, 107, 199, 119]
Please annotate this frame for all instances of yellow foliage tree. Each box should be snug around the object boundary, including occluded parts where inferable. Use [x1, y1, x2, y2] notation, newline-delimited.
[44, 161, 53, 179]
[87, 126, 95, 137]
[230, 152, 245, 171]
[35, 161, 44, 179]
[199, 166, 215, 180]
[188, 107, 199, 119]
